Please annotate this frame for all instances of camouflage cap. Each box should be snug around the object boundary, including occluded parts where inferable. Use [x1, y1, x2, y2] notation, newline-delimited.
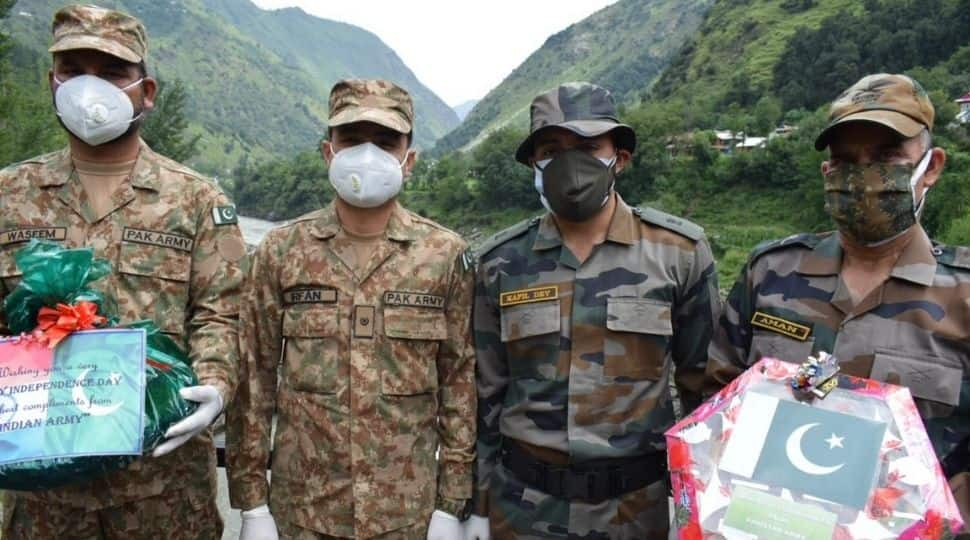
[815, 73, 935, 151]
[515, 81, 636, 165]
[328, 79, 413, 134]
[49, 4, 147, 64]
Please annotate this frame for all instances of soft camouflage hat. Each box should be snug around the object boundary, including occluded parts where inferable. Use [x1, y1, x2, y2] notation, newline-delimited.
[815, 73, 935, 151]
[328, 79, 414, 135]
[515, 81, 636, 165]
[49, 4, 147, 64]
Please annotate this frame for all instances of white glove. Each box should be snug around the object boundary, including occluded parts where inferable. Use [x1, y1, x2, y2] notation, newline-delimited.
[427, 510, 463, 540]
[463, 515, 491, 540]
[152, 385, 223, 457]
[240, 504, 279, 540]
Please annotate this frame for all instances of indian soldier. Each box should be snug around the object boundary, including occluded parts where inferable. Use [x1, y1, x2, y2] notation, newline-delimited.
[0, 4, 245, 538]
[708, 73, 970, 531]
[466, 81, 721, 539]
[226, 79, 476, 539]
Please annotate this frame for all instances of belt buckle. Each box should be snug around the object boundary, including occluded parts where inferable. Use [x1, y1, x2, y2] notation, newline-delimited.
[565, 470, 595, 501]
[608, 465, 624, 496]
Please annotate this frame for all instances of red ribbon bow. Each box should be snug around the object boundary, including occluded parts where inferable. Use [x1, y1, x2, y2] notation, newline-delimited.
[35, 301, 106, 348]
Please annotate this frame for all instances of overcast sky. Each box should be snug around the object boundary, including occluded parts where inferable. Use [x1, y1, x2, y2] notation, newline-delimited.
[250, 0, 618, 107]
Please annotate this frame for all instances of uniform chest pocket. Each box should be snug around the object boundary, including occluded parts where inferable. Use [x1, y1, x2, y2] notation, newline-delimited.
[116, 242, 192, 335]
[603, 298, 671, 381]
[282, 306, 343, 394]
[500, 300, 561, 380]
[118, 241, 191, 282]
[381, 306, 446, 396]
[749, 331, 815, 365]
[871, 349, 963, 407]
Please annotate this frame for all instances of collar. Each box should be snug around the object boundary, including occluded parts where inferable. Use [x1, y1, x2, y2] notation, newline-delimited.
[309, 200, 416, 242]
[37, 140, 160, 192]
[797, 227, 937, 286]
[531, 194, 637, 251]
[888, 226, 937, 287]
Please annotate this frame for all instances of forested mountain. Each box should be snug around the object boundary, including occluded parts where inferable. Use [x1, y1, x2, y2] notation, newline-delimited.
[408, 0, 970, 285]
[431, 0, 714, 154]
[1, 0, 458, 174]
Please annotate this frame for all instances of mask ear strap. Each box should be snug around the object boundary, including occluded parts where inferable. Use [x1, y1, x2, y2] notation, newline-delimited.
[120, 78, 145, 92]
[910, 149, 933, 216]
[398, 150, 413, 170]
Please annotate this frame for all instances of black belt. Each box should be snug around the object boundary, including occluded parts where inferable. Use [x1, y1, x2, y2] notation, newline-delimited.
[500, 441, 666, 503]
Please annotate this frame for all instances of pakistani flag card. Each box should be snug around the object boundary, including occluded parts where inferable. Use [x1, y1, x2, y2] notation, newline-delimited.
[720, 391, 885, 508]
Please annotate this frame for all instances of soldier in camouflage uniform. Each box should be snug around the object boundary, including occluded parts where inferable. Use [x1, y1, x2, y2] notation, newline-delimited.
[708, 73, 970, 528]
[226, 79, 476, 540]
[467, 82, 721, 540]
[0, 5, 245, 539]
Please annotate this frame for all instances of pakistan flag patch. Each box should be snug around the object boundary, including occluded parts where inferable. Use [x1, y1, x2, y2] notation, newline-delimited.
[212, 205, 238, 226]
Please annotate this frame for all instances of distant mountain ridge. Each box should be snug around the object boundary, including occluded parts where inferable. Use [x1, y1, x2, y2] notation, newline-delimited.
[433, 0, 714, 155]
[452, 99, 479, 121]
[3, 0, 458, 174]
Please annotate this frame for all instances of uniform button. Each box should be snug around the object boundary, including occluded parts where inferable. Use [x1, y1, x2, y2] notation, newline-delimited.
[361, 317, 370, 326]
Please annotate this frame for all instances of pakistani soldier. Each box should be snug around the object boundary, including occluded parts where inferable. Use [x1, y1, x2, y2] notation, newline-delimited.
[0, 4, 245, 539]
[226, 79, 476, 540]
[466, 82, 721, 540]
[708, 73, 970, 528]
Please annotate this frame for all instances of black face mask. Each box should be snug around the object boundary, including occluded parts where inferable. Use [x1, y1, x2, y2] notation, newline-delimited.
[537, 149, 616, 222]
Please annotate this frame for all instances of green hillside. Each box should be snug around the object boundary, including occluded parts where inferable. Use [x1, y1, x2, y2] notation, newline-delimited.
[410, 0, 970, 287]
[432, 0, 714, 155]
[2, 0, 458, 175]
[651, 0, 969, 116]
[650, 0, 860, 108]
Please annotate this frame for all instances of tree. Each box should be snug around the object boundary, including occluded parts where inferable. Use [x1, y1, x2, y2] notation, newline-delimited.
[142, 78, 201, 163]
[0, 1, 63, 167]
[471, 127, 539, 211]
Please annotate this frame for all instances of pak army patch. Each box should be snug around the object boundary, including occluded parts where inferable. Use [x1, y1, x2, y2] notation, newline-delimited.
[123, 227, 194, 252]
[212, 205, 238, 226]
[499, 286, 558, 307]
[751, 311, 811, 341]
[384, 291, 445, 309]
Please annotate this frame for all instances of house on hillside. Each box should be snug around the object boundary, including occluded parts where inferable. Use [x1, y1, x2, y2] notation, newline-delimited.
[769, 124, 797, 139]
[957, 92, 970, 124]
[713, 130, 744, 154]
[736, 136, 767, 151]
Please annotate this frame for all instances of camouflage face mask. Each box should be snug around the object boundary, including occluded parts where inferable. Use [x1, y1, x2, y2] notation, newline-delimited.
[823, 162, 919, 245]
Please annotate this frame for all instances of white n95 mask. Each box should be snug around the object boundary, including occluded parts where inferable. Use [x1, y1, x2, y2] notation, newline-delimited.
[328, 142, 406, 208]
[54, 75, 144, 146]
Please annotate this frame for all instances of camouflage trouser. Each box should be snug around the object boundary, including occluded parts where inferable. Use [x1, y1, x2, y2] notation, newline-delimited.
[4, 486, 222, 540]
[487, 463, 669, 540]
[277, 520, 428, 539]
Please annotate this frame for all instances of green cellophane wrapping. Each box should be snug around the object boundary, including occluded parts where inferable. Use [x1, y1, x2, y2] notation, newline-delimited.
[0, 241, 199, 490]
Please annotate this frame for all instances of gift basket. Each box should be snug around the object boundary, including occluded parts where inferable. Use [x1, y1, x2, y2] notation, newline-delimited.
[0, 240, 198, 490]
[667, 354, 964, 540]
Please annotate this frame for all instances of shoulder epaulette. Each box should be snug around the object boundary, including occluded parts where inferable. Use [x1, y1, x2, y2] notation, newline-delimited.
[154, 154, 208, 182]
[474, 216, 540, 257]
[285, 207, 328, 227]
[632, 206, 705, 241]
[3, 150, 63, 171]
[749, 232, 824, 264]
[409, 210, 462, 238]
[933, 243, 970, 271]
